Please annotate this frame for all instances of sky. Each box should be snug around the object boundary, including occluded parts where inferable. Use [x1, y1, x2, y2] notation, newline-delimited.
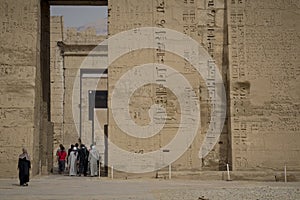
[50, 6, 107, 27]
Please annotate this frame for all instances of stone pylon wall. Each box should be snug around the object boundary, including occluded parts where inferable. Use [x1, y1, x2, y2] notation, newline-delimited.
[107, 0, 300, 173]
[107, 0, 228, 172]
[227, 0, 300, 171]
[0, 0, 42, 177]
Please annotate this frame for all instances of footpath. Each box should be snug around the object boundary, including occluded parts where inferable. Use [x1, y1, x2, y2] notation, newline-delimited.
[0, 174, 300, 200]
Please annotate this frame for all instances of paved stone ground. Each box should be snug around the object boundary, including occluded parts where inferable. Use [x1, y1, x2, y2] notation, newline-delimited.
[0, 175, 300, 200]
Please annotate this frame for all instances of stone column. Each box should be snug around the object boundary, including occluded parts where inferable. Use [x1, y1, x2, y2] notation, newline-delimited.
[0, 0, 42, 177]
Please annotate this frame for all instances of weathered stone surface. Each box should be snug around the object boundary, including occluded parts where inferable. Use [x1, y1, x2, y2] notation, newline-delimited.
[0, 0, 42, 178]
[107, 0, 228, 172]
[227, 0, 300, 170]
[0, 0, 299, 178]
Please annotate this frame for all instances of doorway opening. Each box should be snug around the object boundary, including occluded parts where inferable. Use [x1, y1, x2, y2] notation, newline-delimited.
[46, 1, 108, 176]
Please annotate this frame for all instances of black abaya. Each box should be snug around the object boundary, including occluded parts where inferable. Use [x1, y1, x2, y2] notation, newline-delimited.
[18, 157, 31, 186]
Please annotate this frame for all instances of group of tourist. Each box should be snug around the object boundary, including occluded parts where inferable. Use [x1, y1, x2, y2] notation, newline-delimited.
[56, 141, 101, 177]
[17, 139, 100, 186]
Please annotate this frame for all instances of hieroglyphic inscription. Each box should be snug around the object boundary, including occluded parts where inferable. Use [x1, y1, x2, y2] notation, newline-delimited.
[206, 1, 216, 58]
[229, 7, 245, 80]
[206, 60, 218, 138]
[154, 29, 167, 126]
[182, 0, 197, 37]
[108, 0, 154, 34]
[154, 65, 167, 123]
[229, 0, 300, 170]
[155, 0, 166, 28]
[229, 0, 248, 169]
[155, 30, 166, 63]
[107, 0, 227, 171]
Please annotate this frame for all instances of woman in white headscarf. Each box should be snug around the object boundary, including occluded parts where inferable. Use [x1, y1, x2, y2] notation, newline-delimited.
[68, 147, 78, 176]
[88, 145, 100, 177]
[18, 148, 31, 186]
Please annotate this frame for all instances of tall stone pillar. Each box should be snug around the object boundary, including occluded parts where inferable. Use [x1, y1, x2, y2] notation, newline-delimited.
[40, 0, 52, 174]
[0, 0, 45, 177]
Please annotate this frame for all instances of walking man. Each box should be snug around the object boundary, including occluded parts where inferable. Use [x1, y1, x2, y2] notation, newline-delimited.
[88, 145, 100, 177]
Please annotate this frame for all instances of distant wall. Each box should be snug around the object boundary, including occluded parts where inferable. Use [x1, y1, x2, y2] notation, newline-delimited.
[50, 16, 107, 167]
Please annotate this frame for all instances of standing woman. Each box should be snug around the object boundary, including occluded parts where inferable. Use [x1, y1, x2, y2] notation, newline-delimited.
[68, 147, 78, 176]
[18, 148, 31, 186]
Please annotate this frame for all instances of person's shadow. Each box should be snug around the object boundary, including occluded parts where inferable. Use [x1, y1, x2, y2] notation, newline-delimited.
[0, 183, 18, 189]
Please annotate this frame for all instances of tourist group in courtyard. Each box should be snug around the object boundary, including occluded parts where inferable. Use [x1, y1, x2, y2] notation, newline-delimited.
[18, 140, 100, 186]
[56, 139, 101, 177]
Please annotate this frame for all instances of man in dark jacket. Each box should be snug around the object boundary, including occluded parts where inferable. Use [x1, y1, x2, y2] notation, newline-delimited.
[78, 144, 89, 176]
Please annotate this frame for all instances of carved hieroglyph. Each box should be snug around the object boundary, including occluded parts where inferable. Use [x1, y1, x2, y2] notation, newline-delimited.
[107, 0, 228, 172]
[228, 0, 300, 170]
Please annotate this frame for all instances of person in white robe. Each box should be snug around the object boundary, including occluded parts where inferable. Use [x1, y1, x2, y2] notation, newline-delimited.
[68, 147, 78, 176]
[88, 145, 100, 177]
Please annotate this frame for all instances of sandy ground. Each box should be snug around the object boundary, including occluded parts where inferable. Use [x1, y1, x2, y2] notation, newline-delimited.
[0, 175, 300, 200]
